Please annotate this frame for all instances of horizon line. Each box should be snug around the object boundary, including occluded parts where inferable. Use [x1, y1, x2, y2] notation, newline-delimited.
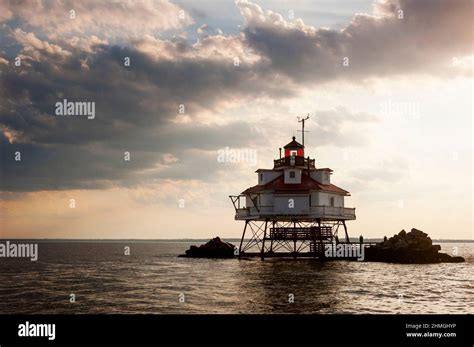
[0, 238, 473, 242]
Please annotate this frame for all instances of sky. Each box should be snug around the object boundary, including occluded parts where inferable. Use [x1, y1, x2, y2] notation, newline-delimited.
[0, 0, 472, 240]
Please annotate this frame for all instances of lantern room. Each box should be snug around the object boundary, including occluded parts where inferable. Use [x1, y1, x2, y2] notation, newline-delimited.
[284, 136, 304, 157]
[274, 136, 314, 169]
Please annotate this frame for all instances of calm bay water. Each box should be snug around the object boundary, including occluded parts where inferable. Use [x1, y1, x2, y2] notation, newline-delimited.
[0, 241, 472, 314]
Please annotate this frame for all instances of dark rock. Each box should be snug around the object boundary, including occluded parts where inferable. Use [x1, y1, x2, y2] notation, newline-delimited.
[438, 253, 464, 263]
[393, 239, 408, 250]
[365, 228, 465, 264]
[179, 237, 236, 258]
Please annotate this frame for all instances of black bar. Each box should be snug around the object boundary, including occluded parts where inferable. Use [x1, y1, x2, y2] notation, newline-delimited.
[0, 314, 472, 345]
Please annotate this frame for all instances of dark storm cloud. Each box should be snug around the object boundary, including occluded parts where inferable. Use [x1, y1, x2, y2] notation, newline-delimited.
[0, 120, 263, 191]
[0, 28, 284, 191]
[0, 42, 282, 145]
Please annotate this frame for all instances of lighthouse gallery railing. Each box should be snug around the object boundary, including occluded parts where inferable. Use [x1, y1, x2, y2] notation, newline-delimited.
[231, 200, 355, 219]
[273, 157, 315, 168]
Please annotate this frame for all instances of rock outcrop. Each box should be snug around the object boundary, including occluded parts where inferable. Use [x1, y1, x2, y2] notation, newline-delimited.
[180, 237, 236, 258]
[365, 228, 464, 263]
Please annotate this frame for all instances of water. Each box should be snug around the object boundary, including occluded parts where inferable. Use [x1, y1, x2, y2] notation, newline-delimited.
[0, 241, 472, 314]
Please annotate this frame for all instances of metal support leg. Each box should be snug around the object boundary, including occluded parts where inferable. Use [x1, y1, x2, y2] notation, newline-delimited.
[318, 219, 325, 259]
[293, 221, 297, 259]
[239, 221, 248, 258]
[260, 220, 268, 261]
[343, 220, 350, 243]
[269, 220, 275, 252]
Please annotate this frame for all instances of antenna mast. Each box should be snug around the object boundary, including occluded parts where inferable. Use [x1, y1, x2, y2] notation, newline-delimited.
[297, 113, 310, 146]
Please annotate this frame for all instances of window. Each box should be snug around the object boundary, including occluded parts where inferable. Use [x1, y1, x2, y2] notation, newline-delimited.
[290, 150, 298, 156]
[289, 171, 296, 178]
[330, 197, 335, 207]
[260, 173, 263, 181]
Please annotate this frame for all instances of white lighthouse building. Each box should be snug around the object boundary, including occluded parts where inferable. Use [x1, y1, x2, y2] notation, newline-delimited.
[230, 133, 356, 259]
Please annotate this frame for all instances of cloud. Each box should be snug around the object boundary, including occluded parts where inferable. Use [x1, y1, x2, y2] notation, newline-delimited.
[309, 107, 379, 148]
[197, 23, 223, 36]
[0, 120, 264, 191]
[0, 16, 285, 192]
[0, 37, 288, 140]
[0, 0, 193, 39]
[12, 29, 72, 59]
[236, 0, 473, 82]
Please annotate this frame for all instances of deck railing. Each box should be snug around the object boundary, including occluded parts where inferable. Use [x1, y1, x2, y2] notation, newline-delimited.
[235, 208, 249, 218]
[273, 156, 315, 168]
[310, 206, 356, 218]
[269, 226, 333, 240]
[232, 204, 356, 219]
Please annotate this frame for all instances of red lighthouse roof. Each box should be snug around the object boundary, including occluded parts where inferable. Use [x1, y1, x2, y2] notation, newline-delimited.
[283, 136, 304, 149]
[242, 174, 350, 195]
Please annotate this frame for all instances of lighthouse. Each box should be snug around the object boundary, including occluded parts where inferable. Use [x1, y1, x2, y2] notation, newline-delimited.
[229, 123, 356, 259]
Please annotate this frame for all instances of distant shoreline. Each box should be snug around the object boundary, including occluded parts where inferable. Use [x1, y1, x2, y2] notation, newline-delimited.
[1, 238, 473, 243]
